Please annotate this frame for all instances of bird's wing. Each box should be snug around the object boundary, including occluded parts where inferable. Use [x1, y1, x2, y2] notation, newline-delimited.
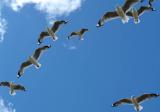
[18, 61, 32, 77]
[0, 81, 10, 87]
[101, 11, 119, 23]
[38, 31, 49, 44]
[112, 98, 132, 107]
[51, 21, 59, 33]
[126, 11, 133, 17]
[14, 84, 26, 91]
[136, 93, 160, 103]
[33, 45, 51, 60]
[122, 0, 139, 12]
[137, 6, 153, 16]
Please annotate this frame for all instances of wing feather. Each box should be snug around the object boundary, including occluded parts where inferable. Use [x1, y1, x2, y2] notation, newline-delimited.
[137, 93, 160, 103]
[122, 0, 140, 13]
[0, 81, 10, 87]
[38, 31, 49, 44]
[18, 61, 32, 77]
[33, 45, 51, 60]
[14, 84, 26, 91]
[112, 98, 132, 107]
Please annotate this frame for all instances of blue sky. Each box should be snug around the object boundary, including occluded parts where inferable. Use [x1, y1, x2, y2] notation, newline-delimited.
[0, 0, 160, 112]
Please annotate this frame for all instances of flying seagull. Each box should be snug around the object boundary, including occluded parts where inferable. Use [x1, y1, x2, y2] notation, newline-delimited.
[38, 20, 68, 44]
[112, 93, 160, 112]
[17, 45, 51, 78]
[97, 0, 144, 27]
[0, 81, 26, 96]
[68, 28, 89, 40]
[126, 6, 156, 24]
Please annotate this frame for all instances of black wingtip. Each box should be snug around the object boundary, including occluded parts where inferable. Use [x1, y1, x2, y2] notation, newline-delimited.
[67, 36, 70, 40]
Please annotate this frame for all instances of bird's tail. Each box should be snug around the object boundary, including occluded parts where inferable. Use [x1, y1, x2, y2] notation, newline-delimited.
[121, 16, 129, 24]
[134, 19, 140, 24]
[134, 105, 143, 112]
[9, 90, 16, 96]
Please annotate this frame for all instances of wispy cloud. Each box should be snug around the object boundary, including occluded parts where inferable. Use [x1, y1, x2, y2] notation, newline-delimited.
[0, 98, 16, 112]
[63, 42, 77, 50]
[0, 3, 7, 42]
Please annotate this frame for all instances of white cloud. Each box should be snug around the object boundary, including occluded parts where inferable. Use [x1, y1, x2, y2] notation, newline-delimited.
[0, 98, 16, 112]
[5, 0, 83, 19]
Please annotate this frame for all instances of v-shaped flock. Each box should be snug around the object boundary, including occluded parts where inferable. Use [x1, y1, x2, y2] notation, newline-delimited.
[0, 0, 159, 112]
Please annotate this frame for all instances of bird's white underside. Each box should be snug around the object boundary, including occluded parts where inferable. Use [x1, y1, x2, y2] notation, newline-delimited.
[9, 90, 16, 96]
[47, 28, 58, 41]
[116, 6, 129, 24]
[134, 105, 143, 111]
[29, 56, 41, 69]
[132, 9, 140, 24]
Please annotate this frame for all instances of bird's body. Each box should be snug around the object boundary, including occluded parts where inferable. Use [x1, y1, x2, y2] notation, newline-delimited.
[112, 93, 160, 112]
[68, 28, 88, 40]
[17, 45, 51, 78]
[0, 81, 26, 96]
[116, 6, 129, 24]
[38, 20, 68, 44]
[97, 0, 143, 27]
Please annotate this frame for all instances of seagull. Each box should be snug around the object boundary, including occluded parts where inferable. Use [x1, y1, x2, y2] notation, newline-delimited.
[97, 0, 144, 27]
[17, 45, 51, 78]
[0, 81, 26, 96]
[126, 6, 156, 24]
[38, 20, 68, 44]
[68, 28, 89, 40]
[112, 93, 160, 112]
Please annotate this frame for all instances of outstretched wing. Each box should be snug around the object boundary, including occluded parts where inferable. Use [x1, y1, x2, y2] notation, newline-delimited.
[137, 6, 153, 16]
[112, 98, 132, 107]
[52, 20, 67, 33]
[122, 0, 140, 13]
[14, 84, 26, 91]
[0, 81, 10, 87]
[33, 45, 51, 60]
[18, 61, 32, 78]
[137, 93, 160, 103]
[126, 6, 153, 17]
[97, 11, 118, 27]
[38, 31, 49, 44]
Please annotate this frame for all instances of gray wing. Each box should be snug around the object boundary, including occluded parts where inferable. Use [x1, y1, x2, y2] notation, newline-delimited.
[126, 6, 153, 17]
[51, 20, 67, 33]
[97, 11, 119, 27]
[112, 98, 132, 107]
[0, 81, 10, 87]
[38, 31, 49, 44]
[137, 93, 160, 103]
[18, 61, 32, 78]
[33, 45, 51, 60]
[122, 0, 140, 13]
[14, 84, 26, 91]
[137, 6, 153, 16]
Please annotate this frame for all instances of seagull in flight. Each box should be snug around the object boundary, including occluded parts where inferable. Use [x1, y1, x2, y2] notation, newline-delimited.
[68, 28, 89, 40]
[38, 20, 68, 44]
[112, 93, 160, 112]
[97, 0, 144, 27]
[0, 81, 26, 96]
[17, 45, 51, 78]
